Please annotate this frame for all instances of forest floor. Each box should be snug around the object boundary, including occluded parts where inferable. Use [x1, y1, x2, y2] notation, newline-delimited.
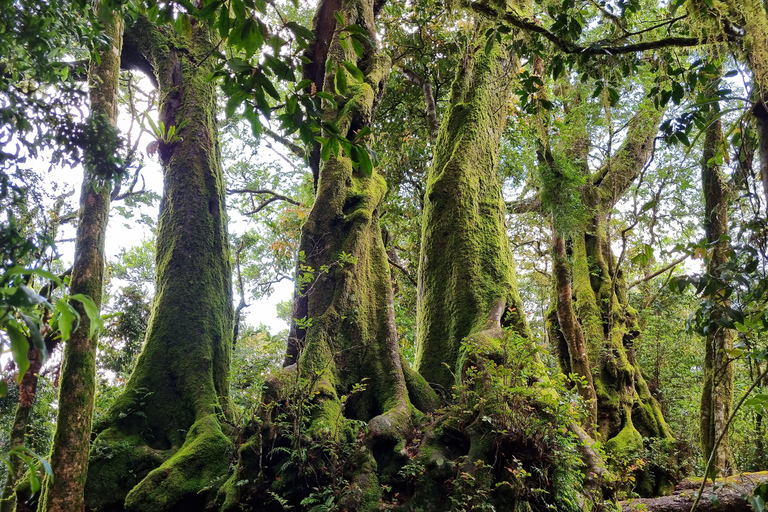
[620, 472, 768, 511]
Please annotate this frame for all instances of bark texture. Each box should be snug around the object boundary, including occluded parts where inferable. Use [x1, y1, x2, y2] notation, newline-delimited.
[217, 1, 437, 509]
[700, 79, 735, 475]
[415, 15, 530, 392]
[39, 10, 123, 512]
[84, 16, 233, 512]
[544, 100, 675, 495]
[1, 347, 43, 512]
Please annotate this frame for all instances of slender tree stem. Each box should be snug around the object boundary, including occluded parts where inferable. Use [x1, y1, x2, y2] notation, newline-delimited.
[689, 364, 768, 512]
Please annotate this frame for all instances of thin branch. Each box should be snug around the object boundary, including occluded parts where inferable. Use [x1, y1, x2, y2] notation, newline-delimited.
[228, 188, 301, 215]
[387, 257, 417, 287]
[263, 127, 306, 159]
[628, 255, 687, 289]
[470, 2, 727, 56]
[403, 68, 440, 140]
[507, 195, 542, 214]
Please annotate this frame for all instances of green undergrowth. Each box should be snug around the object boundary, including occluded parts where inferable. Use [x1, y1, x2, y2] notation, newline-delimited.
[215, 326, 619, 511]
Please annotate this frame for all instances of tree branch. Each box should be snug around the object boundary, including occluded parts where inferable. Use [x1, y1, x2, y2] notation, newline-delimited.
[470, 2, 726, 56]
[507, 195, 542, 214]
[628, 255, 687, 290]
[594, 101, 663, 209]
[403, 68, 440, 140]
[387, 256, 417, 286]
[263, 127, 306, 159]
[227, 188, 301, 215]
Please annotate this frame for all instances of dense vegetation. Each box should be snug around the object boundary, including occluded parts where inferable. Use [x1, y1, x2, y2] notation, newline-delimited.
[3, 0, 768, 510]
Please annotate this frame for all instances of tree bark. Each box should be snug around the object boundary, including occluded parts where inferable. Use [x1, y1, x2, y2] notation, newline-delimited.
[38, 9, 122, 512]
[218, 0, 437, 509]
[700, 67, 735, 475]
[544, 99, 676, 496]
[84, 15, 233, 512]
[416, 15, 530, 392]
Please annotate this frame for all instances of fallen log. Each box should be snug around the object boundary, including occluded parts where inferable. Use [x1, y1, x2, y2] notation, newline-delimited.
[620, 472, 768, 512]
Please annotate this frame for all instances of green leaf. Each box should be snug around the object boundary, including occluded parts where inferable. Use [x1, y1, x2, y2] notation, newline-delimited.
[181, 14, 192, 39]
[286, 21, 314, 41]
[5, 322, 30, 383]
[341, 61, 365, 82]
[69, 294, 103, 339]
[54, 298, 77, 341]
[0, 381, 7, 398]
[20, 314, 45, 360]
[334, 11, 345, 26]
[353, 126, 371, 142]
[335, 65, 347, 95]
[217, 7, 231, 39]
[227, 57, 253, 73]
[350, 37, 364, 58]
[264, 55, 294, 81]
[352, 144, 373, 176]
[8, 286, 47, 308]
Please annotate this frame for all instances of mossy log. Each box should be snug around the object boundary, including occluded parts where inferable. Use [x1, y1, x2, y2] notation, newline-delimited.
[620, 473, 768, 511]
[84, 16, 233, 512]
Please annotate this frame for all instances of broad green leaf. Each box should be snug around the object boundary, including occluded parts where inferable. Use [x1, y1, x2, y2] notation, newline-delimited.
[286, 21, 314, 41]
[341, 61, 364, 82]
[227, 58, 251, 73]
[8, 286, 47, 308]
[54, 298, 77, 341]
[69, 294, 103, 338]
[20, 314, 45, 360]
[217, 7, 230, 39]
[335, 65, 347, 95]
[5, 322, 30, 383]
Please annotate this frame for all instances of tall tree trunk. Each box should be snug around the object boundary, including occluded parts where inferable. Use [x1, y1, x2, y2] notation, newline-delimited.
[552, 228, 598, 427]
[219, 1, 436, 510]
[1, 347, 43, 512]
[545, 100, 675, 496]
[38, 9, 123, 512]
[700, 67, 735, 475]
[84, 15, 233, 512]
[415, 16, 530, 393]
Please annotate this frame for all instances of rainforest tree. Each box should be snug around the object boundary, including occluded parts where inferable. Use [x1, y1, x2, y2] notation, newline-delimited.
[84, 13, 234, 512]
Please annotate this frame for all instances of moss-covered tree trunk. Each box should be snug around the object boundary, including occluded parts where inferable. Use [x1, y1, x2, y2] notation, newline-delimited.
[415, 15, 530, 393]
[84, 15, 233, 512]
[700, 71, 735, 475]
[38, 10, 123, 512]
[544, 100, 675, 495]
[219, 1, 437, 510]
[1, 346, 43, 512]
[285, 0, 432, 455]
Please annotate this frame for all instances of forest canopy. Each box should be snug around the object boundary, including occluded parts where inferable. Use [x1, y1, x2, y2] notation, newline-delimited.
[3, 0, 768, 511]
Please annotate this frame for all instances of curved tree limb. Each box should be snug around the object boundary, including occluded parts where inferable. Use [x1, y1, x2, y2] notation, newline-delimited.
[628, 255, 687, 290]
[469, 1, 731, 56]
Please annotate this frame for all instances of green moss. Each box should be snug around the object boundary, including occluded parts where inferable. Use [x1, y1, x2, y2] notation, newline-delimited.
[416, 14, 531, 391]
[604, 420, 643, 460]
[85, 18, 233, 511]
[85, 428, 169, 511]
